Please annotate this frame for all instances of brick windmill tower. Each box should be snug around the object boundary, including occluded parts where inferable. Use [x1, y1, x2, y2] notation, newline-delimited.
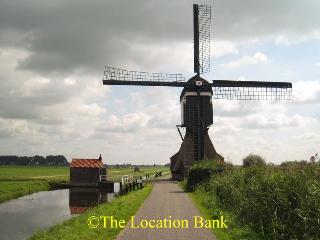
[103, 4, 292, 181]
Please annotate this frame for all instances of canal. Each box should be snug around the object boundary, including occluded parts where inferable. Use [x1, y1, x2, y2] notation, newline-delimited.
[0, 186, 120, 240]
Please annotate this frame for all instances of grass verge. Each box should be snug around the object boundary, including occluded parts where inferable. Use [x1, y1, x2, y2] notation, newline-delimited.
[0, 181, 49, 203]
[30, 184, 153, 240]
[188, 187, 260, 240]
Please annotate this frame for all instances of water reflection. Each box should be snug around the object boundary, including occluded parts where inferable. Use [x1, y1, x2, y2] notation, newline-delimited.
[69, 187, 119, 215]
[0, 185, 120, 240]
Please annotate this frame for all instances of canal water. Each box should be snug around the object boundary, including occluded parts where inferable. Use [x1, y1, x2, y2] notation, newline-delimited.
[0, 185, 120, 240]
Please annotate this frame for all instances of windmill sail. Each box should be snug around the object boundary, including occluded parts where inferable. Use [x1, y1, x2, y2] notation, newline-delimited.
[103, 66, 186, 87]
[211, 80, 292, 100]
[193, 4, 211, 75]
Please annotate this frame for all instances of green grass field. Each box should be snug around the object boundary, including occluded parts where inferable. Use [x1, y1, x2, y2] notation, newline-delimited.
[0, 165, 169, 203]
[0, 166, 69, 181]
[0, 165, 169, 181]
[0, 166, 69, 203]
[107, 166, 170, 181]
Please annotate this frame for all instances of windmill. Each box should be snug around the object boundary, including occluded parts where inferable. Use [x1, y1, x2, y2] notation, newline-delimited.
[103, 4, 292, 181]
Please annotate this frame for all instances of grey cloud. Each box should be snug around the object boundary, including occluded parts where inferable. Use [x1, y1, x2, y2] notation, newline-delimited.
[0, 79, 82, 121]
[0, 0, 192, 75]
[0, 0, 319, 75]
[0, 128, 11, 138]
[214, 0, 320, 39]
[0, 98, 41, 119]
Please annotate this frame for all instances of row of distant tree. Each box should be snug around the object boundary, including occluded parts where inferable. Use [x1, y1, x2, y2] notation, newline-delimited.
[0, 155, 69, 166]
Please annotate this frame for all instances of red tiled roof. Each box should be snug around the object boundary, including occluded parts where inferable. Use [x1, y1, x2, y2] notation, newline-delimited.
[69, 206, 89, 214]
[70, 159, 103, 168]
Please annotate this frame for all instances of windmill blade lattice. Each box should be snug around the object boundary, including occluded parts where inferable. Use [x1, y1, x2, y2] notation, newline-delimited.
[103, 66, 187, 87]
[211, 80, 292, 100]
[194, 4, 211, 75]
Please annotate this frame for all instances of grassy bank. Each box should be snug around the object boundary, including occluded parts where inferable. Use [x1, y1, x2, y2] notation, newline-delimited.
[0, 181, 50, 203]
[0, 166, 69, 203]
[0, 166, 168, 203]
[185, 160, 320, 240]
[30, 184, 153, 240]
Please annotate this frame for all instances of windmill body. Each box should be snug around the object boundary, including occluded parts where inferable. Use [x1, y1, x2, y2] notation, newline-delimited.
[171, 76, 220, 181]
[103, 4, 292, 181]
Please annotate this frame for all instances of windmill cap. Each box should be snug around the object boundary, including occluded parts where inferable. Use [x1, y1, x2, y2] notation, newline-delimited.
[180, 75, 213, 100]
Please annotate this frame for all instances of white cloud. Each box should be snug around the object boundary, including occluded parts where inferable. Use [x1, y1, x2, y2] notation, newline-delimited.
[76, 103, 105, 116]
[0, 118, 37, 137]
[238, 76, 247, 81]
[100, 112, 151, 133]
[293, 80, 320, 104]
[274, 30, 320, 46]
[213, 100, 259, 117]
[126, 41, 193, 74]
[64, 78, 76, 86]
[213, 41, 238, 58]
[213, 99, 314, 130]
[21, 77, 51, 96]
[209, 97, 319, 164]
[222, 52, 269, 68]
[274, 35, 291, 46]
[242, 113, 313, 129]
[295, 132, 320, 142]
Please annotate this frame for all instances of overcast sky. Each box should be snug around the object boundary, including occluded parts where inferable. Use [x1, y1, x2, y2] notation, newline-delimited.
[0, 0, 319, 165]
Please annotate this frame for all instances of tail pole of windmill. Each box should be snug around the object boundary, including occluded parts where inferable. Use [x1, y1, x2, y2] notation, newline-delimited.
[102, 4, 292, 181]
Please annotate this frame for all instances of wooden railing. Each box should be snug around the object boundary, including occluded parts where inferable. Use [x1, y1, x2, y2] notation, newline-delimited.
[121, 174, 133, 186]
[100, 175, 107, 182]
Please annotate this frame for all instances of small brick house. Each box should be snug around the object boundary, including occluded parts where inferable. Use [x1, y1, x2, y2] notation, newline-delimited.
[70, 155, 106, 187]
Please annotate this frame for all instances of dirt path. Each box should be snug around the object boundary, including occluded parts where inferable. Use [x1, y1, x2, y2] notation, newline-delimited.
[116, 178, 217, 240]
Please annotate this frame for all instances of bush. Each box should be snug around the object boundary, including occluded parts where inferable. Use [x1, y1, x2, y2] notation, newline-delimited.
[185, 159, 230, 192]
[243, 154, 266, 168]
[190, 162, 320, 240]
[237, 165, 320, 239]
[280, 160, 308, 168]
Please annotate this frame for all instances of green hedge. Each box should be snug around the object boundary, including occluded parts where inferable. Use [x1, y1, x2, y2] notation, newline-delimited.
[185, 159, 231, 192]
[187, 160, 320, 239]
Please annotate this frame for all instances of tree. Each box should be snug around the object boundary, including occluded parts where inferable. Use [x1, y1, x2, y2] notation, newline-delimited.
[243, 154, 266, 167]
